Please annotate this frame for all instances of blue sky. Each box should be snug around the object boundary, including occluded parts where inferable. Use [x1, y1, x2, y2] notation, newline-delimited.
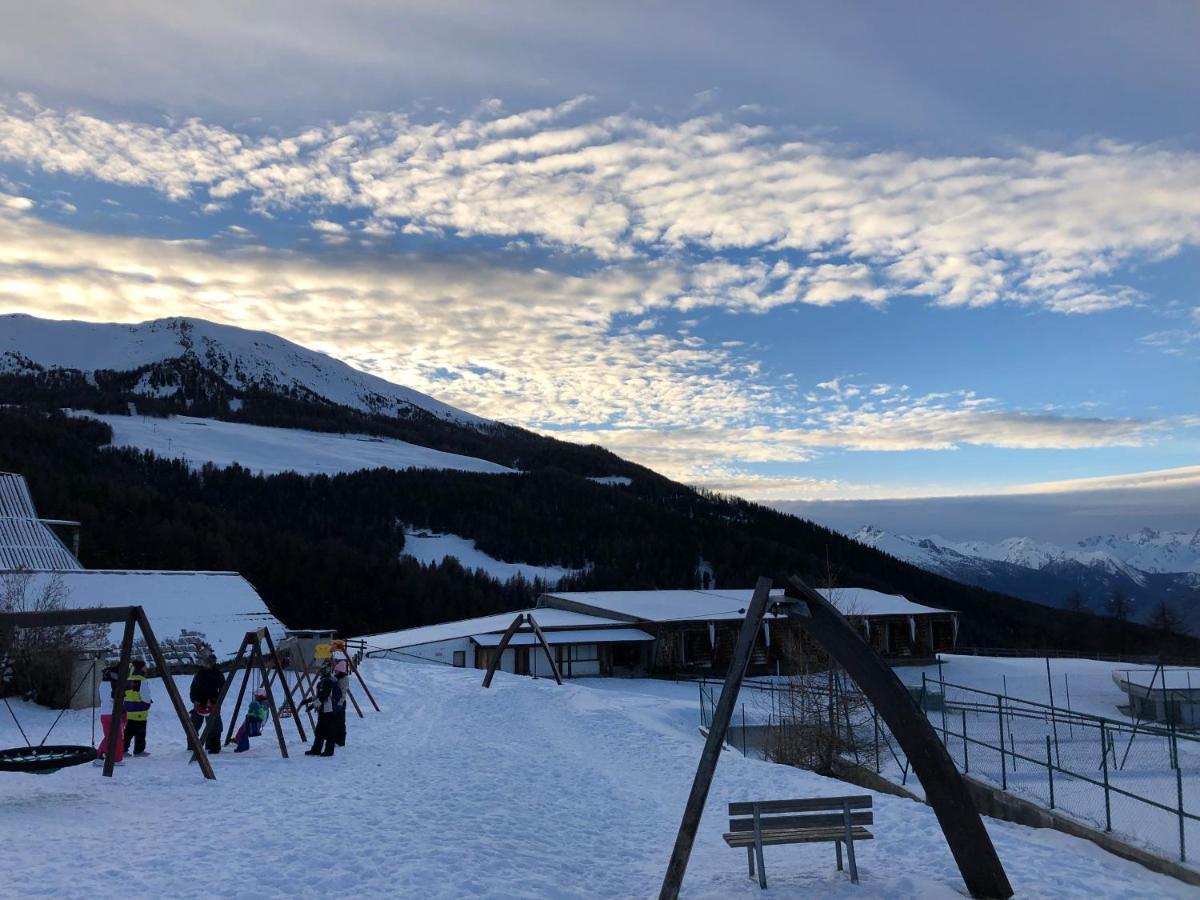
[0, 1, 1197, 540]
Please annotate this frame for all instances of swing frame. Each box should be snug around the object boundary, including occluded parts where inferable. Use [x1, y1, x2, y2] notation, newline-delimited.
[191, 628, 306, 760]
[0, 605, 215, 779]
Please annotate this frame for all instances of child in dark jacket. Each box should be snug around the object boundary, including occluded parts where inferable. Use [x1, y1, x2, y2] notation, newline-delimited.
[304, 664, 345, 757]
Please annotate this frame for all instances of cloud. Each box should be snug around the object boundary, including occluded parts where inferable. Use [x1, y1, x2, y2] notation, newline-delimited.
[3, 98, 1200, 316]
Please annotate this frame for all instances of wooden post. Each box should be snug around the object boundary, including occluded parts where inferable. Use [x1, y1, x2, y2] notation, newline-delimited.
[135, 608, 215, 780]
[252, 644, 290, 758]
[102, 611, 136, 778]
[340, 646, 380, 711]
[263, 630, 307, 742]
[481, 613, 527, 688]
[785, 576, 1012, 899]
[526, 613, 563, 684]
[660, 577, 773, 900]
[223, 640, 255, 745]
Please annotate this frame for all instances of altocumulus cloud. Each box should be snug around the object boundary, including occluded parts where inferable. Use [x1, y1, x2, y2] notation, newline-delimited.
[3, 96, 1200, 315]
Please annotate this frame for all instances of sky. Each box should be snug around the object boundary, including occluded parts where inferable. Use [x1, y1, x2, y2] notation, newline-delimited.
[0, 1, 1197, 542]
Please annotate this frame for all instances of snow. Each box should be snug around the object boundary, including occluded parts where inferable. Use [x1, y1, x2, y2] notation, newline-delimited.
[10, 570, 283, 659]
[588, 476, 633, 486]
[359, 608, 634, 651]
[0, 312, 484, 424]
[402, 530, 579, 583]
[541, 587, 945, 623]
[75, 412, 514, 477]
[0, 661, 1190, 899]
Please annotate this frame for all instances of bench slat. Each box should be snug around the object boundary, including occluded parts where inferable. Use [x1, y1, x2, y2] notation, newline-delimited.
[729, 811, 873, 832]
[724, 828, 874, 848]
[728, 796, 872, 815]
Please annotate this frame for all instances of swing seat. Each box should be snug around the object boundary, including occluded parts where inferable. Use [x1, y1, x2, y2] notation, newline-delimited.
[0, 745, 98, 774]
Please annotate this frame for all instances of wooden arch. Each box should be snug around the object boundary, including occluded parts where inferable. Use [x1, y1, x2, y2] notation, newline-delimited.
[659, 576, 1012, 900]
[481, 613, 563, 688]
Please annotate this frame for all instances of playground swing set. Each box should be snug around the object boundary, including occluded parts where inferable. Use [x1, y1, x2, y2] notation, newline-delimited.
[0, 605, 215, 779]
[2, 611, 382, 778]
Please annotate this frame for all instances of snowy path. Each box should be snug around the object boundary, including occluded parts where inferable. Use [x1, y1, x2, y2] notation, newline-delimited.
[0, 663, 1193, 898]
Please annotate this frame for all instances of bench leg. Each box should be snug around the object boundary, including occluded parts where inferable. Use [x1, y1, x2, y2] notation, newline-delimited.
[747, 846, 755, 879]
[754, 839, 767, 889]
[835, 840, 843, 871]
[845, 837, 859, 885]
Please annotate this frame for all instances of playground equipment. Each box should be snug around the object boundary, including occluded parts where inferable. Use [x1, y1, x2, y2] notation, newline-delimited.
[480, 612, 563, 688]
[0, 606, 214, 779]
[193, 628, 305, 760]
[659, 576, 1012, 900]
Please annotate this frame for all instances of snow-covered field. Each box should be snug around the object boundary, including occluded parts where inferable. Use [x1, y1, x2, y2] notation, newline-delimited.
[0, 662, 1191, 899]
[403, 530, 581, 584]
[76, 412, 514, 477]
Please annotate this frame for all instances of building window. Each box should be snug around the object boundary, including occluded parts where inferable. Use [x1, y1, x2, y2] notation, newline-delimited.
[452, 650, 465, 668]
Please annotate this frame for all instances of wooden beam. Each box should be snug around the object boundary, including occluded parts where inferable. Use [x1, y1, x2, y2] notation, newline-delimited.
[102, 610, 136, 778]
[135, 607, 214, 780]
[253, 644, 290, 759]
[659, 577, 773, 900]
[263, 630, 307, 743]
[525, 613, 563, 684]
[223, 640, 255, 746]
[481, 613, 526, 688]
[341, 648, 380, 711]
[785, 576, 1012, 899]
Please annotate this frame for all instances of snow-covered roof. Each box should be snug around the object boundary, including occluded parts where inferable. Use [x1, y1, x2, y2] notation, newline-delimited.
[358, 608, 635, 650]
[471, 627, 654, 646]
[540, 586, 952, 622]
[825, 587, 954, 617]
[4, 569, 283, 659]
[0, 473, 81, 571]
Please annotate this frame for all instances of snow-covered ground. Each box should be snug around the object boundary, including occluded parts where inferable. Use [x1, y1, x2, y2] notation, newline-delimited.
[75, 412, 515, 477]
[403, 530, 581, 584]
[0, 662, 1192, 899]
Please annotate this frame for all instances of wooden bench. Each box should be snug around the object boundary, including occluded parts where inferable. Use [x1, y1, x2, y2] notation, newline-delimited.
[723, 795, 873, 889]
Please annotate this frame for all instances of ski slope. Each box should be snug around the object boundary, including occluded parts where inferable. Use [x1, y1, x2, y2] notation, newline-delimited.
[403, 530, 581, 584]
[0, 661, 1190, 899]
[76, 412, 515, 477]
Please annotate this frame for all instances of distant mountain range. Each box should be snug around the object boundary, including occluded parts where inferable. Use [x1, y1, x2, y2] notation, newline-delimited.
[852, 525, 1200, 628]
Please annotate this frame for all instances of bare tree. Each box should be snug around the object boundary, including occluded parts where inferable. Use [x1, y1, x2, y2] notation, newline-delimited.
[1064, 589, 1090, 615]
[1106, 589, 1132, 623]
[1147, 600, 1187, 635]
[0, 569, 108, 706]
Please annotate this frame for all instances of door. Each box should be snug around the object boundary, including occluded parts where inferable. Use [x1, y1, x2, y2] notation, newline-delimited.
[514, 646, 530, 676]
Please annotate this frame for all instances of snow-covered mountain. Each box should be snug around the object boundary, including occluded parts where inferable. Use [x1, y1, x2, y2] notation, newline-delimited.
[853, 525, 1200, 626]
[0, 313, 483, 424]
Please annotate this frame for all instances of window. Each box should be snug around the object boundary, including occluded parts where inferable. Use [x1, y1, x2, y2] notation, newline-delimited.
[452, 650, 465, 668]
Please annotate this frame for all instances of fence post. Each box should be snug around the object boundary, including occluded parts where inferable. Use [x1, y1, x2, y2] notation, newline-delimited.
[998, 695, 1007, 791]
[1045, 735, 1055, 809]
[1100, 721, 1112, 832]
[741, 704, 747, 758]
[699, 682, 705, 729]
[873, 708, 881, 774]
[962, 709, 969, 774]
[1178, 764, 1186, 863]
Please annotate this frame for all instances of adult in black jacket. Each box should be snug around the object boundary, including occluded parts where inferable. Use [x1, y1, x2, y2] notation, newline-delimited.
[304, 664, 345, 757]
[189, 654, 226, 753]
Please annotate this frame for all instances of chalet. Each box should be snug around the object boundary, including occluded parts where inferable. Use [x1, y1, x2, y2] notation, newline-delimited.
[362, 586, 959, 678]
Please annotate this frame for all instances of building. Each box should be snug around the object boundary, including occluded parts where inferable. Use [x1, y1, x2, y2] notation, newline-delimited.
[361, 586, 959, 678]
[0, 471, 81, 570]
[1112, 668, 1200, 729]
[1, 472, 284, 664]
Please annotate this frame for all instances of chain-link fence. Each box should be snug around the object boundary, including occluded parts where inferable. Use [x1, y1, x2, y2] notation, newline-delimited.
[695, 670, 1200, 865]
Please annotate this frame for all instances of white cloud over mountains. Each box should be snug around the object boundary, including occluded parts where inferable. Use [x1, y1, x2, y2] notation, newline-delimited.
[3, 96, 1200, 317]
[0, 195, 1169, 497]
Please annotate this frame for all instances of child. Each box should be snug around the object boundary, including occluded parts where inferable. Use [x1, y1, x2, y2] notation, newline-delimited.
[234, 688, 270, 752]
